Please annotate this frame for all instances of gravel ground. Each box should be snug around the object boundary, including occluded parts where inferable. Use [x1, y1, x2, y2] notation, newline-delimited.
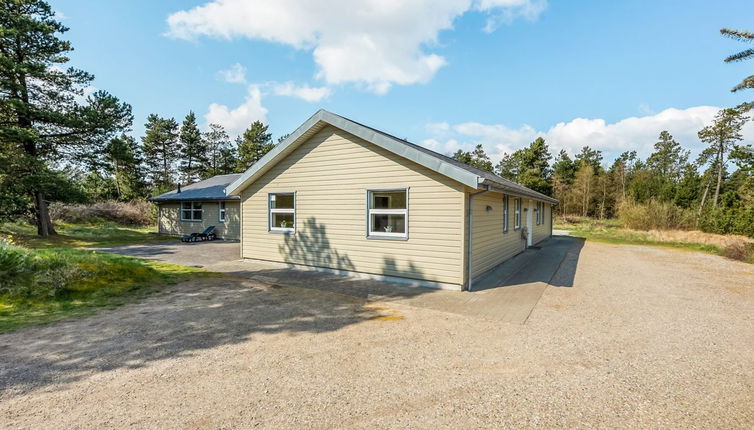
[1, 241, 753, 429]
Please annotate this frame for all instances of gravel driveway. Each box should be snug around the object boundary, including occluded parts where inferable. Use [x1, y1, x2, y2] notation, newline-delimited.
[1, 241, 753, 428]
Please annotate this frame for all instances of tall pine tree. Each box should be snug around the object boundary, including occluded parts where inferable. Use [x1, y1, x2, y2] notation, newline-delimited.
[178, 111, 207, 183]
[236, 120, 273, 171]
[142, 114, 179, 192]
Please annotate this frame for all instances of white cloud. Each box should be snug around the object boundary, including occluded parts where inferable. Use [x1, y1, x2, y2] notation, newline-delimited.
[272, 82, 332, 102]
[218, 63, 247, 84]
[423, 106, 754, 165]
[204, 84, 267, 136]
[166, 0, 547, 93]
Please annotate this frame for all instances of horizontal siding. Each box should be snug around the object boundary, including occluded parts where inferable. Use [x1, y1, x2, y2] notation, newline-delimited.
[158, 201, 240, 240]
[470, 192, 527, 279]
[240, 126, 466, 286]
[532, 202, 552, 245]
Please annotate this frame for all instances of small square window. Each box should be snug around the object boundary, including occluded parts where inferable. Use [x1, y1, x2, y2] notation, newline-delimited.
[368, 189, 408, 238]
[181, 202, 203, 221]
[269, 193, 295, 232]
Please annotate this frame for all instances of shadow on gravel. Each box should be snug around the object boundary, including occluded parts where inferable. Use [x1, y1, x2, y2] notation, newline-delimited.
[0, 222, 434, 397]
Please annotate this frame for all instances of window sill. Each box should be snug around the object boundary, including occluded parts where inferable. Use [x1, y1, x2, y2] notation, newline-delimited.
[180, 219, 203, 222]
[269, 229, 294, 234]
[367, 235, 408, 241]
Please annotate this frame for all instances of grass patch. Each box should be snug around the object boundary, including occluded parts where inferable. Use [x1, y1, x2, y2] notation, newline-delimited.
[0, 247, 219, 333]
[0, 221, 174, 248]
[554, 217, 754, 262]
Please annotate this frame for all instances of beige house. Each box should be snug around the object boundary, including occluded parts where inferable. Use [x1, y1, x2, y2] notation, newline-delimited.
[226, 110, 557, 291]
[151, 174, 241, 240]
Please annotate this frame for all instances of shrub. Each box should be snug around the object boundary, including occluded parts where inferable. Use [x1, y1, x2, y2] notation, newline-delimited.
[49, 200, 154, 226]
[722, 239, 754, 262]
[617, 199, 696, 231]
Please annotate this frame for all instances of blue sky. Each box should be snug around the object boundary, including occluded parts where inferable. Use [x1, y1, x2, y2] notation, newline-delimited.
[52, 0, 754, 163]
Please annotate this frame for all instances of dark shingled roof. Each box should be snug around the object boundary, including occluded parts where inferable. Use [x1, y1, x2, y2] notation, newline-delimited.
[150, 174, 241, 202]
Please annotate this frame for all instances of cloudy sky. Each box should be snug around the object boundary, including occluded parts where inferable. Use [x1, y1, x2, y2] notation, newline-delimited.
[54, 0, 753, 164]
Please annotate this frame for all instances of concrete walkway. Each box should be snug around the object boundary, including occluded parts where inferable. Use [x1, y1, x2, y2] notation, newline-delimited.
[98, 236, 583, 324]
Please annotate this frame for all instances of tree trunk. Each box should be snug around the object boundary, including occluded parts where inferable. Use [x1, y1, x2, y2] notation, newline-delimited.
[698, 176, 711, 216]
[35, 191, 57, 236]
[713, 145, 723, 207]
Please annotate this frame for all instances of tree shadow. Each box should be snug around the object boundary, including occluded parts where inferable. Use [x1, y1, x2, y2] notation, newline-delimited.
[277, 217, 355, 272]
[1, 219, 439, 397]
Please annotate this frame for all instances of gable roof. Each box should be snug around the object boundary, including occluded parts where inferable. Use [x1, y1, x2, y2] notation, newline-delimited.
[226, 110, 558, 204]
[150, 174, 242, 202]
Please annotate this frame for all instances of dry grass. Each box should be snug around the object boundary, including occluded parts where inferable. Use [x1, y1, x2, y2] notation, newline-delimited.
[49, 201, 154, 226]
[639, 229, 754, 249]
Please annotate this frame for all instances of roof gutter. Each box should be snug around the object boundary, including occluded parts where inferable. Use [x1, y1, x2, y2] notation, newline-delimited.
[466, 184, 492, 292]
[479, 179, 559, 205]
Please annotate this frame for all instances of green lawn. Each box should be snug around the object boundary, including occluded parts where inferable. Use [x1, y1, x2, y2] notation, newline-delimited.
[0, 222, 218, 333]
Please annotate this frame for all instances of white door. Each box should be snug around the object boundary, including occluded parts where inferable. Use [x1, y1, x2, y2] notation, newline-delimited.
[526, 199, 533, 247]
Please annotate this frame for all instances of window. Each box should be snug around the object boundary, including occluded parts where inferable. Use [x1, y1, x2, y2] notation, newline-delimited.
[219, 201, 226, 222]
[536, 202, 541, 225]
[368, 189, 407, 238]
[514, 198, 522, 230]
[269, 193, 295, 232]
[503, 195, 509, 233]
[181, 201, 203, 221]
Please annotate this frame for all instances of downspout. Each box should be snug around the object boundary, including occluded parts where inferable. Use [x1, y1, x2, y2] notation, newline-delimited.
[466, 184, 492, 292]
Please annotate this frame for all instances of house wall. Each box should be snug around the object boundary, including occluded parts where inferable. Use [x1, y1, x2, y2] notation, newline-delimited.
[238, 125, 467, 287]
[157, 201, 240, 240]
[469, 192, 528, 279]
[532, 202, 552, 245]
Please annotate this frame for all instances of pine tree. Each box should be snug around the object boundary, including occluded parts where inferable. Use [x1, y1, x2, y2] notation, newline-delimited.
[178, 111, 207, 183]
[646, 131, 689, 201]
[142, 114, 179, 192]
[0, 0, 133, 235]
[236, 120, 274, 171]
[494, 137, 552, 195]
[104, 134, 147, 200]
[697, 107, 748, 209]
[721, 28, 754, 97]
[202, 123, 232, 178]
[451, 144, 493, 172]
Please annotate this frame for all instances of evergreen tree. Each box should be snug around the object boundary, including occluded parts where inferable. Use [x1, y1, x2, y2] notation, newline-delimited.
[142, 114, 179, 192]
[202, 123, 232, 178]
[178, 111, 207, 183]
[0, 0, 133, 235]
[609, 151, 637, 203]
[697, 107, 748, 209]
[236, 120, 274, 171]
[494, 137, 552, 195]
[574, 146, 603, 172]
[551, 150, 577, 215]
[721, 28, 754, 98]
[104, 134, 147, 200]
[451, 144, 493, 172]
[646, 131, 689, 201]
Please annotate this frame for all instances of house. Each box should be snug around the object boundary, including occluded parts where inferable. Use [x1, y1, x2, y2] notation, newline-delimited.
[151, 173, 241, 240]
[225, 110, 557, 291]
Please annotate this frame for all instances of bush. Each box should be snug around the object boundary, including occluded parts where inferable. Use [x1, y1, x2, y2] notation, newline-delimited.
[49, 200, 154, 226]
[617, 199, 696, 231]
[722, 239, 754, 262]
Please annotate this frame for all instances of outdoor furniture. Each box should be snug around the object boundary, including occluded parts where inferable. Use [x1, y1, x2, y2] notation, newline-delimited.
[180, 226, 217, 242]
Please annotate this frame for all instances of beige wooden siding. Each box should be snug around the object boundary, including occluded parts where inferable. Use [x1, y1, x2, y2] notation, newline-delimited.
[239, 126, 467, 286]
[470, 192, 527, 279]
[532, 202, 552, 245]
[157, 201, 240, 240]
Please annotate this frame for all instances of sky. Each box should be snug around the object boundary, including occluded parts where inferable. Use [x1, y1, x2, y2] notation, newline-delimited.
[51, 0, 754, 165]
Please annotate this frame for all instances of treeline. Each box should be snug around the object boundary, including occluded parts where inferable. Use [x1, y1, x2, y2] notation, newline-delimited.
[76, 114, 284, 202]
[451, 107, 754, 237]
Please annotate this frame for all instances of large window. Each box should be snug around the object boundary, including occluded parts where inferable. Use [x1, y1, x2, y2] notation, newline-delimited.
[503, 195, 509, 233]
[269, 193, 295, 232]
[536, 202, 541, 225]
[181, 201, 203, 221]
[368, 189, 408, 238]
[219, 201, 226, 222]
[514, 198, 522, 230]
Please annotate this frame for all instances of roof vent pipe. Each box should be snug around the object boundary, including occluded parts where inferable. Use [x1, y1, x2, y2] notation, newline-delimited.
[177, 183, 181, 193]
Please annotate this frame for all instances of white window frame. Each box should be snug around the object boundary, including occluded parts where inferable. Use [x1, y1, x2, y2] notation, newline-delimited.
[503, 195, 509, 234]
[367, 188, 408, 239]
[268, 192, 295, 233]
[514, 198, 522, 230]
[180, 201, 203, 222]
[219, 201, 226, 223]
[536, 202, 541, 225]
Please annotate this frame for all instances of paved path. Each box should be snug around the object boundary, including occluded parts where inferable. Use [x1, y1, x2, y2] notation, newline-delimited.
[97, 236, 582, 324]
